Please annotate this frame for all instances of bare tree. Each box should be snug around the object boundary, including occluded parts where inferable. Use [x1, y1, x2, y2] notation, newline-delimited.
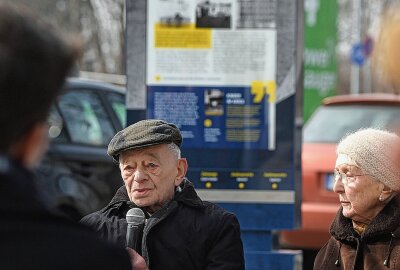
[4, 0, 125, 75]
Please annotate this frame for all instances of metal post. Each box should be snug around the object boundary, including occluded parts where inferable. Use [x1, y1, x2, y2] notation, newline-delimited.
[350, 0, 361, 94]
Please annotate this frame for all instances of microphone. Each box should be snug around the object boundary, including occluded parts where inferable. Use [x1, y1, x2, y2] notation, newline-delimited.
[126, 208, 145, 254]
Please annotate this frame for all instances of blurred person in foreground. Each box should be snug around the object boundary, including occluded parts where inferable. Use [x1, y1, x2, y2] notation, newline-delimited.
[314, 128, 400, 269]
[81, 119, 245, 270]
[0, 3, 141, 270]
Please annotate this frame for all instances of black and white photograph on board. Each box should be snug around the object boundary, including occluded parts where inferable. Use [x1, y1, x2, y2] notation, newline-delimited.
[196, 0, 233, 29]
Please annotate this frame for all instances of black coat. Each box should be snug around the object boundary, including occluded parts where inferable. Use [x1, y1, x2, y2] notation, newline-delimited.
[81, 180, 245, 270]
[0, 157, 131, 270]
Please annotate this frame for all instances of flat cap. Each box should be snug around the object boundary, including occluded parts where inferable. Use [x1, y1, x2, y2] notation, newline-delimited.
[108, 119, 182, 160]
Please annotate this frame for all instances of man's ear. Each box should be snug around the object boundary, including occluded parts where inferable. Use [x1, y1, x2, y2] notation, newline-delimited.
[11, 122, 49, 168]
[175, 158, 188, 186]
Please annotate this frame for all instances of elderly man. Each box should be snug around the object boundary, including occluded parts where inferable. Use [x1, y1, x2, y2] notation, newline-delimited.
[81, 119, 245, 270]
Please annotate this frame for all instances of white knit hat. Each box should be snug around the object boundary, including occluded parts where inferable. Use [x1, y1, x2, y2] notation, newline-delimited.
[336, 128, 400, 191]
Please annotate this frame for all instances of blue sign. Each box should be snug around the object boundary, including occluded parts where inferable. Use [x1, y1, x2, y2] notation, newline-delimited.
[351, 37, 374, 66]
[147, 86, 269, 150]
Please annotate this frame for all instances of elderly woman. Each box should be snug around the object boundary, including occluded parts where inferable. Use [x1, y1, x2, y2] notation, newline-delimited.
[314, 128, 400, 269]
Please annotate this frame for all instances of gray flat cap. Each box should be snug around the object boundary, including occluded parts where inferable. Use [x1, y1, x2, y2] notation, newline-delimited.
[108, 119, 182, 160]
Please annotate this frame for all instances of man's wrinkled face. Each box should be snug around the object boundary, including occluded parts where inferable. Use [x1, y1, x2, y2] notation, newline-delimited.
[119, 144, 187, 213]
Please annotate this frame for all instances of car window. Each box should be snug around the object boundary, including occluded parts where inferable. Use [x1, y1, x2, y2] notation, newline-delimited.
[304, 105, 400, 143]
[58, 90, 115, 146]
[106, 92, 126, 127]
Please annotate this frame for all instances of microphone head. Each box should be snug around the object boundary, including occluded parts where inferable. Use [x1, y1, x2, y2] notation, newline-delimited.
[126, 208, 145, 225]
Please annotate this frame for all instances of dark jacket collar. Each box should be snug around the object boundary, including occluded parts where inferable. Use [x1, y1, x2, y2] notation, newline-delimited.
[174, 178, 205, 208]
[106, 178, 204, 211]
[109, 186, 130, 206]
[330, 196, 400, 243]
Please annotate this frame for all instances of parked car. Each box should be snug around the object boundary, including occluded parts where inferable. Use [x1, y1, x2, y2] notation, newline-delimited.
[35, 77, 126, 220]
[279, 93, 400, 264]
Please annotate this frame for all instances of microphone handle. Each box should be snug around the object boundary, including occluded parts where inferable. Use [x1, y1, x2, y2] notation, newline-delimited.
[126, 223, 144, 255]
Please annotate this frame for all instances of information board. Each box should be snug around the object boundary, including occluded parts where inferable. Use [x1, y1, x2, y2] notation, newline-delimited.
[126, 0, 302, 230]
[126, 1, 303, 268]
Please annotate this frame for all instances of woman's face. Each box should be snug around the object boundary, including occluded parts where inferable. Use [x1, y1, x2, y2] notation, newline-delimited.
[333, 163, 385, 223]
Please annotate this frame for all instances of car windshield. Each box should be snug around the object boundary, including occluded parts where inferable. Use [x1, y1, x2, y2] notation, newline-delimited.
[304, 104, 400, 143]
[106, 92, 126, 127]
[58, 90, 115, 146]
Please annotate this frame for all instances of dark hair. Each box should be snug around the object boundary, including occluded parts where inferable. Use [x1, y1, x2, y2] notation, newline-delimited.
[0, 3, 80, 153]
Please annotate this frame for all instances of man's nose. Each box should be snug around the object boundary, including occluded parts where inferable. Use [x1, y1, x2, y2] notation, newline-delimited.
[133, 167, 148, 183]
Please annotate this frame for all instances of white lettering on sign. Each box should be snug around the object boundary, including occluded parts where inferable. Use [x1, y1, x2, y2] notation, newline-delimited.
[305, 0, 320, 27]
[304, 70, 336, 94]
[304, 48, 331, 67]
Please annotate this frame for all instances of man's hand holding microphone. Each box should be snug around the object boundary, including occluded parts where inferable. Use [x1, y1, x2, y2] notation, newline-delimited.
[126, 208, 148, 270]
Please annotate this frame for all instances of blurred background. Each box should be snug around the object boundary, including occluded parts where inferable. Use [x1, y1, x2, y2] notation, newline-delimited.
[4, 0, 400, 268]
